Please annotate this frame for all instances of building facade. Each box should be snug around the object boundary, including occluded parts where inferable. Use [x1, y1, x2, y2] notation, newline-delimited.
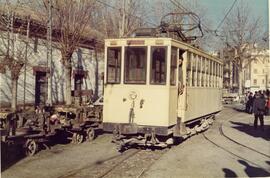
[0, 33, 104, 107]
[220, 46, 270, 94]
[248, 49, 270, 93]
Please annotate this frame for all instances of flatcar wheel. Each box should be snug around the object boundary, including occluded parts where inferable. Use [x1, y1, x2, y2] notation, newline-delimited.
[73, 133, 84, 144]
[86, 128, 95, 141]
[25, 139, 38, 156]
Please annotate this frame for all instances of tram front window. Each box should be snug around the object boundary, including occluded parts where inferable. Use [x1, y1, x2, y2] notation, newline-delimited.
[151, 47, 167, 85]
[107, 47, 121, 83]
[124, 47, 147, 84]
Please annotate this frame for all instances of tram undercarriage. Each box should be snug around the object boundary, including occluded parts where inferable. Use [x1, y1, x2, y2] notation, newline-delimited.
[104, 115, 215, 151]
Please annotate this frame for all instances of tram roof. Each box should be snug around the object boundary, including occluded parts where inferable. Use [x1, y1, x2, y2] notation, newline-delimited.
[105, 37, 223, 64]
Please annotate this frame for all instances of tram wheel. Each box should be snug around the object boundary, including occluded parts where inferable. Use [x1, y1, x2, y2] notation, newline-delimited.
[24, 139, 38, 156]
[73, 133, 84, 144]
[86, 128, 95, 141]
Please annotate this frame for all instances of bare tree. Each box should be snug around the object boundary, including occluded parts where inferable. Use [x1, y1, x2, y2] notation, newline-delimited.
[221, 1, 264, 95]
[36, 0, 97, 105]
[98, 0, 147, 38]
[0, 2, 32, 110]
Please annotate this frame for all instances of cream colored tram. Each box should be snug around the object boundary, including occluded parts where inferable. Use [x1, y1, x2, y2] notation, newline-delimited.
[103, 37, 223, 149]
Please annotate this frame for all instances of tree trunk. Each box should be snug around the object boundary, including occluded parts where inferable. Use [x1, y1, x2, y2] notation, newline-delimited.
[64, 63, 72, 105]
[11, 79, 18, 110]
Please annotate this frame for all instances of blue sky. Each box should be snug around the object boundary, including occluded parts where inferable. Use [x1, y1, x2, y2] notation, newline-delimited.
[197, 0, 268, 30]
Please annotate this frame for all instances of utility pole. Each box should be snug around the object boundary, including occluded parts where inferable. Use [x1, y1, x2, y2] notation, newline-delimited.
[47, 0, 53, 106]
[23, 16, 30, 109]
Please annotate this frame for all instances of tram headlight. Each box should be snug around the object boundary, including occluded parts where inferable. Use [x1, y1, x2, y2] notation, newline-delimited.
[129, 91, 138, 100]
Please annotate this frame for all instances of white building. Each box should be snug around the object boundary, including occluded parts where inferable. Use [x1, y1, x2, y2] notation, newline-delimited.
[247, 49, 270, 93]
[0, 24, 104, 107]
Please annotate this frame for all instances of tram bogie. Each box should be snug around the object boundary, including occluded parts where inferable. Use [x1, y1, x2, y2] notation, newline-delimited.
[103, 37, 223, 150]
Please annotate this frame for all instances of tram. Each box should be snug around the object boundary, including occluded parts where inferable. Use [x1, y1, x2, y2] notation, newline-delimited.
[102, 14, 223, 150]
[102, 33, 223, 150]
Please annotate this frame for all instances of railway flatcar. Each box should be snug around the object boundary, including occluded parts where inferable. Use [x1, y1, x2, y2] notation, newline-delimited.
[102, 34, 223, 150]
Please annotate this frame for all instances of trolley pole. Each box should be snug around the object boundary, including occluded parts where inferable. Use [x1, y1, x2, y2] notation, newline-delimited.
[47, 0, 53, 106]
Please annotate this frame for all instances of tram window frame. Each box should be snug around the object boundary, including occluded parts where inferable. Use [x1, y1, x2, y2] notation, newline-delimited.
[124, 46, 147, 84]
[150, 46, 167, 85]
[170, 47, 177, 86]
[106, 47, 121, 84]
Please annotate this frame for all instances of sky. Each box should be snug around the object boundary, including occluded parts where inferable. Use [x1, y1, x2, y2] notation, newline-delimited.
[197, 0, 269, 31]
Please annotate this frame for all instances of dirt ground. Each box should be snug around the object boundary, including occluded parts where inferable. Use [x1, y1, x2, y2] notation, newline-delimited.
[1, 106, 270, 178]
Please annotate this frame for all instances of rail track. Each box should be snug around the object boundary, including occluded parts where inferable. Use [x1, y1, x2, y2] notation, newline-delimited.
[59, 147, 167, 178]
[202, 108, 270, 170]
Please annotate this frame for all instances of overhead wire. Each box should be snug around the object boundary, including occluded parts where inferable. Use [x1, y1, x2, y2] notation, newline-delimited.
[214, 0, 238, 34]
[169, 0, 213, 34]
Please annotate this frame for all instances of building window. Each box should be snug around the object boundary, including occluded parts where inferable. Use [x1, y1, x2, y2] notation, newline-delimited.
[253, 79, 257, 85]
[262, 79, 265, 84]
[125, 47, 147, 84]
[107, 47, 121, 83]
[150, 47, 167, 85]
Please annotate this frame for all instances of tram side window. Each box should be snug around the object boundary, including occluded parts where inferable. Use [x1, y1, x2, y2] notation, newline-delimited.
[210, 61, 213, 87]
[186, 52, 191, 86]
[205, 59, 209, 87]
[107, 47, 121, 83]
[151, 47, 167, 85]
[197, 55, 201, 87]
[125, 47, 147, 84]
[201, 57, 205, 87]
[213, 62, 217, 87]
[170, 47, 177, 85]
[192, 54, 196, 87]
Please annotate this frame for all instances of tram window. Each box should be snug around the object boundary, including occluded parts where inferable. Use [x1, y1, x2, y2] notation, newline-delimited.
[201, 57, 205, 87]
[197, 56, 201, 87]
[124, 47, 147, 84]
[107, 47, 121, 83]
[151, 47, 167, 85]
[186, 52, 191, 86]
[205, 59, 209, 87]
[192, 54, 196, 87]
[170, 47, 177, 85]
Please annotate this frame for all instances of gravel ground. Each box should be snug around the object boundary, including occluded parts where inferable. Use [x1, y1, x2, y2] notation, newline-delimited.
[2, 106, 270, 178]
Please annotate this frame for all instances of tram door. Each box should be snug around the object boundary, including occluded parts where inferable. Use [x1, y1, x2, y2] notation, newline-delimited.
[35, 71, 48, 106]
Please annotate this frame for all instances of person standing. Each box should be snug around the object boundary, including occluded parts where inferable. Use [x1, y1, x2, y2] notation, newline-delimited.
[252, 93, 265, 131]
[248, 92, 254, 114]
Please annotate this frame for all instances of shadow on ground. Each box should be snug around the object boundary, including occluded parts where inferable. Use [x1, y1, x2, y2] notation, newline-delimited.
[1, 130, 72, 172]
[238, 160, 270, 177]
[222, 160, 270, 178]
[230, 121, 270, 141]
[222, 168, 238, 177]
